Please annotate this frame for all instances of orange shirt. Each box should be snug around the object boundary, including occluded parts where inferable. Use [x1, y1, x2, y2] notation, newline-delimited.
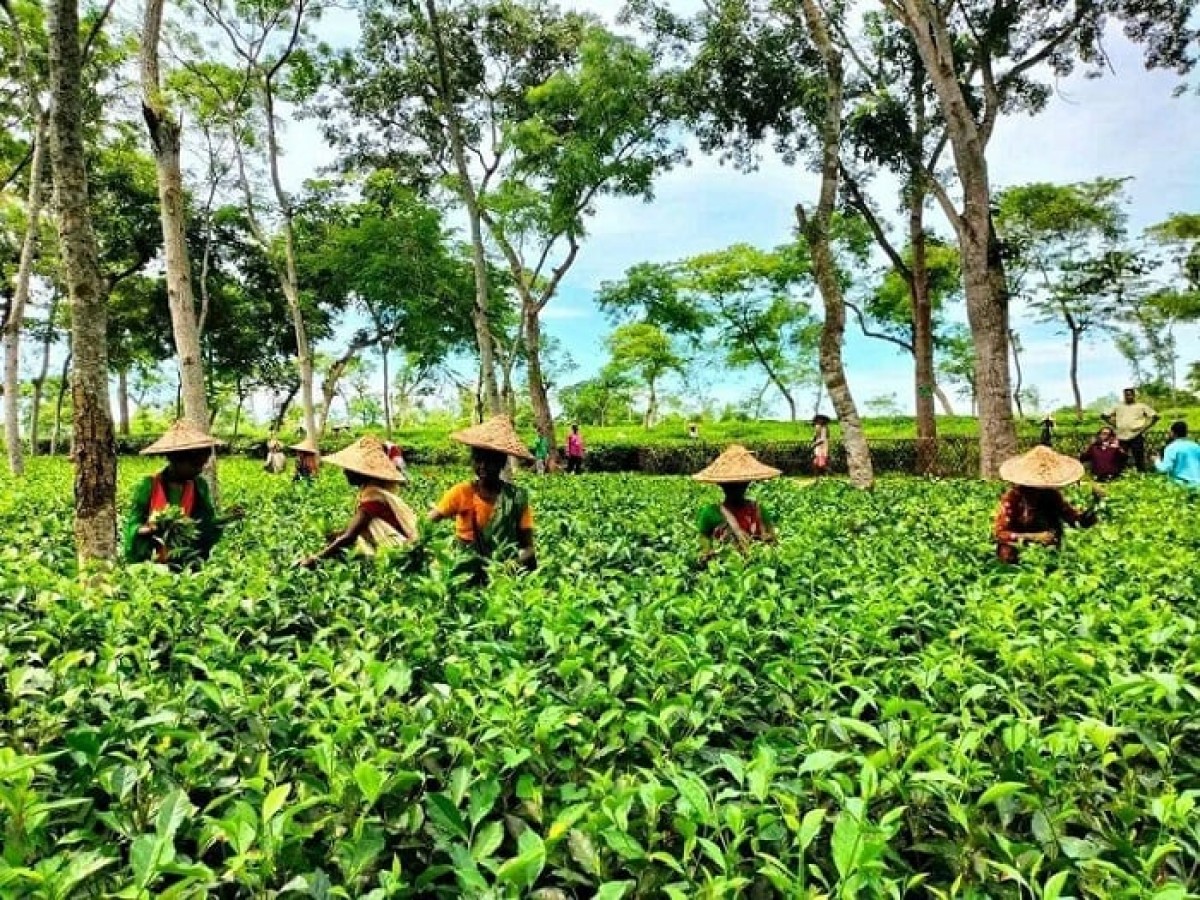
[435, 482, 533, 543]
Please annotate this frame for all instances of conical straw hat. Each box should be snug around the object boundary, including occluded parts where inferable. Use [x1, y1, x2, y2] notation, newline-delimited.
[290, 437, 319, 453]
[140, 420, 225, 455]
[998, 445, 1084, 488]
[324, 436, 406, 483]
[451, 416, 534, 460]
[693, 444, 781, 484]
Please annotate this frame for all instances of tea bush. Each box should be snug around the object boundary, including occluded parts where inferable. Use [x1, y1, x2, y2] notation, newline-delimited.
[0, 459, 1197, 898]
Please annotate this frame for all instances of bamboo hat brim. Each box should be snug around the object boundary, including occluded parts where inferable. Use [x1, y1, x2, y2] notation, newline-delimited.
[324, 436, 406, 483]
[693, 444, 781, 484]
[140, 420, 225, 455]
[999, 445, 1085, 488]
[451, 416, 534, 461]
[290, 438, 319, 453]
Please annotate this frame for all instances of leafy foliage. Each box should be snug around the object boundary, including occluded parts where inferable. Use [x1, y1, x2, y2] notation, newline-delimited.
[1, 459, 1198, 895]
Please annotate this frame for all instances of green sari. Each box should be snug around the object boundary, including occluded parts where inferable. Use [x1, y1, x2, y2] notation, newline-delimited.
[453, 482, 530, 585]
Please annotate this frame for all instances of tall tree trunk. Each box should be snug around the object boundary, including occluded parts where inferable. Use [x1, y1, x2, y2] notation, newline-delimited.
[116, 367, 130, 435]
[1009, 328, 1025, 421]
[523, 305, 558, 461]
[262, 82, 318, 444]
[29, 297, 59, 456]
[933, 382, 955, 416]
[2, 0, 49, 477]
[381, 339, 392, 439]
[645, 377, 657, 429]
[271, 382, 299, 434]
[796, 0, 872, 489]
[4, 119, 47, 476]
[909, 198, 938, 475]
[423, 0, 500, 414]
[893, 0, 1017, 477]
[50, 350, 70, 455]
[141, 0, 209, 442]
[47, 0, 117, 562]
[1068, 325, 1083, 420]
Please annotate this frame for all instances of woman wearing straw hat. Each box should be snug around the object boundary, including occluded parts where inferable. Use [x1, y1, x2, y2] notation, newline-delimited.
[429, 416, 536, 582]
[291, 437, 320, 483]
[298, 436, 418, 567]
[694, 445, 780, 560]
[123, 420, 241, 565]
[993, 445, 1099, 564]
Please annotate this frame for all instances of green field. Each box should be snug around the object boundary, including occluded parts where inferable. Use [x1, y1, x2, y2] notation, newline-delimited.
[1, 459, 1197, 897]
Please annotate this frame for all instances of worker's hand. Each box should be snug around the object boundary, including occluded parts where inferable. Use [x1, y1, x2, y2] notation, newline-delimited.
[296, 554, 320, 569]
[518, 548, 537, 571]
[1031, 531, 1057, 545]
[137, 523, 158, 536]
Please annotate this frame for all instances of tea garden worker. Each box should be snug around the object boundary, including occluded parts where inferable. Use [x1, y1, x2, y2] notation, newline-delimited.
[264, 437, 286, 474]
[811, 415, 831, 475]
[1102, 387, 1159, 473]
[993, 445, 1099, 565]
[1079, 426, 1128, 482]
[429, 416, 536, 583]
[292, 437, 320, 483]
[123, 421, 242, 566]
[298, 436, 419, 567]
[694, 444, 780, 562]
[1154, 420, 1200, 489]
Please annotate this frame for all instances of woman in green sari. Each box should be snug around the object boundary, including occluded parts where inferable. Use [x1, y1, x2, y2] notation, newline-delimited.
[429, 416, 536, 584]
[123, 421, 241, 566]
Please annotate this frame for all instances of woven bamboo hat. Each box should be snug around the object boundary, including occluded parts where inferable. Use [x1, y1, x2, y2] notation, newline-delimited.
[693, 444, 782, 484]
[140, 420, 225, 456]
[450, 416, 534, 461]
[999, 445, 1084, 488]
[290, 437, 319, 454]
[324, 436, 405, 483]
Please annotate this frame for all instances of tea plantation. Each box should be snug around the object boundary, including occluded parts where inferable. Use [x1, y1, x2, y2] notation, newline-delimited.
[1, 459, 1197, 898]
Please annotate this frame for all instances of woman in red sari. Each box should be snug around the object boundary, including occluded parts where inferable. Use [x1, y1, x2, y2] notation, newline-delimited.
[993, 445, 1099, 564]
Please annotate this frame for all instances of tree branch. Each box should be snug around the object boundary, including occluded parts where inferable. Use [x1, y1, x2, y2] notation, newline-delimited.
[847, 299, 914, 354]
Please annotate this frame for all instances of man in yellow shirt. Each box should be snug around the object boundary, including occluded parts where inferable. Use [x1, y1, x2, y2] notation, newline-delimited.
[1102, 387, 1159, 472]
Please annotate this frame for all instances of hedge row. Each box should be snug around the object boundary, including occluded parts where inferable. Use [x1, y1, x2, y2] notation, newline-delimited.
[31, 429, 1167, 478]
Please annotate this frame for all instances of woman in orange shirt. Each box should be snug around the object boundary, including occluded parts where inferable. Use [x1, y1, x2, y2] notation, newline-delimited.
[430, 416, 536, 584]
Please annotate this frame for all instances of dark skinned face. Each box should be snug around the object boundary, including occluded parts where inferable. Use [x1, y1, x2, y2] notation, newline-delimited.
[165, 449, 210, 481]
[1123, 390, 1135, 404]
[721, 482, 750, 503]
[472, 450, 506, 483]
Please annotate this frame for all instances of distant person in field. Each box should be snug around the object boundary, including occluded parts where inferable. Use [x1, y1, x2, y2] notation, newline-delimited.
[810, 414, 831, 475]
[292, 437, 320, 482]
[566, 423, 585, 474]
[1102, 388, 1159, 472]
[264, 437, 286, 474]
[124, 421, 242, 566]
[299, 436, 418, 567]
[1038, 415, 1056, 448]
[429, 416, 537, 584]
[993, 446, 1098, 564]
[532, 433, 550, 475]
[1079, 426, 1127, 481]
[1154, 421, 1200, 489]
[694, 445, 779, 561]
[688, 421, 699, 440]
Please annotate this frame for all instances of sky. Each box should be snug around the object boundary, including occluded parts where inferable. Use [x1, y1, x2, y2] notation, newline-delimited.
[136, 1, 1200, 421]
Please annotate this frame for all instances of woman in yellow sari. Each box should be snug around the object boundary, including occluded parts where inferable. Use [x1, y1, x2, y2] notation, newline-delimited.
[298, 436, 419, 567]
